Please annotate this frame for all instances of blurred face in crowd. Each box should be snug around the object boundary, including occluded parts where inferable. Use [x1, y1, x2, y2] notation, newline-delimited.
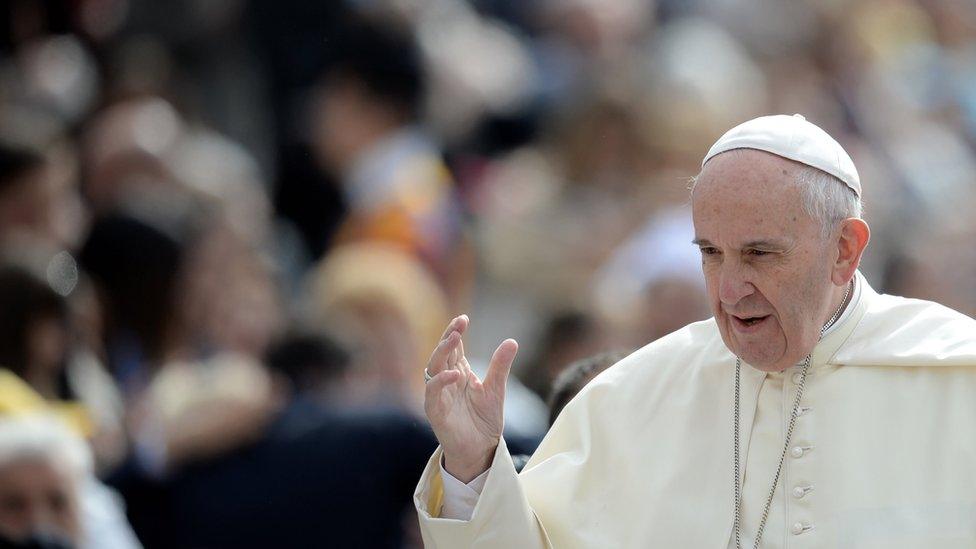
[180, 220, 282, 360]
[0, 145, 85, 250]
[311, 76, 403, 176]
[0, 457, 81, 546]
[692, 150, 844, 372]
[0, 165, 55, 241]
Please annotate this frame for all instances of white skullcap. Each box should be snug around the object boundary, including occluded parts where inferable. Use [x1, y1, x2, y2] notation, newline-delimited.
[702, 114, 861, 197]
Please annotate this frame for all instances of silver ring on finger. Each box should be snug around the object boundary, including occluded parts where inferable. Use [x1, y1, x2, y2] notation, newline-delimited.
[424, 368, 433, 383]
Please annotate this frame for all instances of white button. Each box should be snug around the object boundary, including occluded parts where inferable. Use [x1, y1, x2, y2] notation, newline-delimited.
[798, 406, 812, 416]
[792, 485, 813, 499]
[792, 522, 812, 535]
[790, 446, 805, 458]
[791, 372, 803, 384]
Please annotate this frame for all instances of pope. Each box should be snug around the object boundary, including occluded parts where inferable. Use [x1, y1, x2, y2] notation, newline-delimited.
[415, 114, 976, 548]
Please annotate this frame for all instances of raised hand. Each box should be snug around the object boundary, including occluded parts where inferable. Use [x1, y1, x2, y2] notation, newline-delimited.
[424, 315, 519, 482]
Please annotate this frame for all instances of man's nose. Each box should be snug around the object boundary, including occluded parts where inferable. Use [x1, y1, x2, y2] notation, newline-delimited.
[718, 262, 755, 305]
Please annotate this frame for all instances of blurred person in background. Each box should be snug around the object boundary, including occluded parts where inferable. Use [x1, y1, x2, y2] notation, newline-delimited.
[881, 225, 976, 319]
[77, 204, 196, 397]
[516, 310, 607, 403]
[308, 242, 547, 441]
[79, 98, 184, 215]
[473, 91, 667, 315]
[307, 243, 450, 412]
[265, 328, 352, 403]
[154, 328, 438, 549]
[77, 200, 285, 539]
[0, 263, 76, 407]
[307, 16, 471, 304]
[593, 206, 712, 348]
[545, 349, 631, 428]
[0, 140, 85, 251]
[0, 414, 139, 549]
[0, 257, 126, 475]
[512, 349, 631, 473]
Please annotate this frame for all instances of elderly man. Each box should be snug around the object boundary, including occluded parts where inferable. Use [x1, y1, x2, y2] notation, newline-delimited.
[415, 115, 976, 547]
[0, 415, 141, 549]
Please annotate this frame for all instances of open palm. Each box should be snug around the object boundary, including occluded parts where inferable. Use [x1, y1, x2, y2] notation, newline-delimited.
[424, 315, 518, 482]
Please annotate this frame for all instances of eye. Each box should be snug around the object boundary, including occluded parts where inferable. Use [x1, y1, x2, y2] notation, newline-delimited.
[746, 249, 770, 257]
[700, 247, 720, 256]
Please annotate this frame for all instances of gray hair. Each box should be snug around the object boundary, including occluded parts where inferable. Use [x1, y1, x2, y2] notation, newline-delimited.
[689, 163, 863, 239]
[794, 165, 863, 238]
[0, 414, 93, 480]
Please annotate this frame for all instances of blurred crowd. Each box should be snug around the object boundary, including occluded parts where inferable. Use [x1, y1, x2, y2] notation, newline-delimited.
[0, 0, 975, 547]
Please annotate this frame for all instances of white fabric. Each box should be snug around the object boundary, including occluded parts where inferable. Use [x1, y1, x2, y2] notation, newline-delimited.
[439, 458, 488, 521]
[81, 479, 143, 549]
[702, 114, 861, 197]
[439, 274, 864, 527]
[414, 272, 976, 547]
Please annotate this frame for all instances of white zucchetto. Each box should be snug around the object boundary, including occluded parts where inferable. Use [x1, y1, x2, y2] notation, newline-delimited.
[702, 114, 861, 197]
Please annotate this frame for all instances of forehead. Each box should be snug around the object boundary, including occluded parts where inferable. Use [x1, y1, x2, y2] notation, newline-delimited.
[692, 150, 816, 242]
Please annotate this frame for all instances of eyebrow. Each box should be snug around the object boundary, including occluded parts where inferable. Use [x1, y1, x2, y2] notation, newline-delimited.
[691, 238, 789, 249]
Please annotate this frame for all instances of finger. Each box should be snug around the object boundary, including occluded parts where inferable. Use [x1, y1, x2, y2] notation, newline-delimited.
[425, 370, 461, 400]
[439, 314, 469, 342]
[438, 316, 461, 341]
[455, 336, 472, 377]
[451, 316, 470, 373]
[427, 331, 461, 376]
[484, 339, 518, 396]
[424, 370, 461, 425]
[449, 338, 461, 370]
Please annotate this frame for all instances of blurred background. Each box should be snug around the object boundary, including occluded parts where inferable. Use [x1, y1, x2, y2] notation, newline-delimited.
[0, 0, 974, 547]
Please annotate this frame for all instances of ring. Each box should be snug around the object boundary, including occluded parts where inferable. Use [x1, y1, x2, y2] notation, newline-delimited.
[424, 368, 433, 383]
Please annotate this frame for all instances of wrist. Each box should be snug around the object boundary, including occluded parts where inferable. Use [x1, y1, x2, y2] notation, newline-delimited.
[443, 447, 495, 483]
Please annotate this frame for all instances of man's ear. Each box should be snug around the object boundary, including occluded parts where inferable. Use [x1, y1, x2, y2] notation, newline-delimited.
[832, 218, 870, 286]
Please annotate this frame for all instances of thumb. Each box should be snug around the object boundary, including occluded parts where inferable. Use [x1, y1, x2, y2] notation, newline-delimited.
[484, 339, 518, 396]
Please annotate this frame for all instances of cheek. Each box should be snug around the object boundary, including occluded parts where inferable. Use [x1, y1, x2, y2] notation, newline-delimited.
[702, 272, 724, 316]
[769, 263, 826, 341]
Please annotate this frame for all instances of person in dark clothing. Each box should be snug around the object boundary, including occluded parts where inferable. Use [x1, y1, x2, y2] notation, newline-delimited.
[160, 330, 439, 549]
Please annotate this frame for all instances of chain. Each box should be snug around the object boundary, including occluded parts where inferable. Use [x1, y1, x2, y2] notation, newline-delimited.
[733, 355, 742, 549]
[733, 280, 851, 549]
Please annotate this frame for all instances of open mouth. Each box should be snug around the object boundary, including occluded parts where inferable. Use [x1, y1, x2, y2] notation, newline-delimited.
[731, 314, 771, 330]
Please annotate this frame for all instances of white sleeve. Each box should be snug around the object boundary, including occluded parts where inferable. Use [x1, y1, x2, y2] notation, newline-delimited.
[438, 458, 489, 520]
[415, 440, 551, 548]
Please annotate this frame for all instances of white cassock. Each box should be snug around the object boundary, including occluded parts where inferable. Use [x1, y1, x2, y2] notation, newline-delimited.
[414, 272, 976, 548]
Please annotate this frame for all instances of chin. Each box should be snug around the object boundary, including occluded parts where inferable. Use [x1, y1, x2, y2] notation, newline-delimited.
[742, 347, 811, 372]
[735, 345, 792, 372]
